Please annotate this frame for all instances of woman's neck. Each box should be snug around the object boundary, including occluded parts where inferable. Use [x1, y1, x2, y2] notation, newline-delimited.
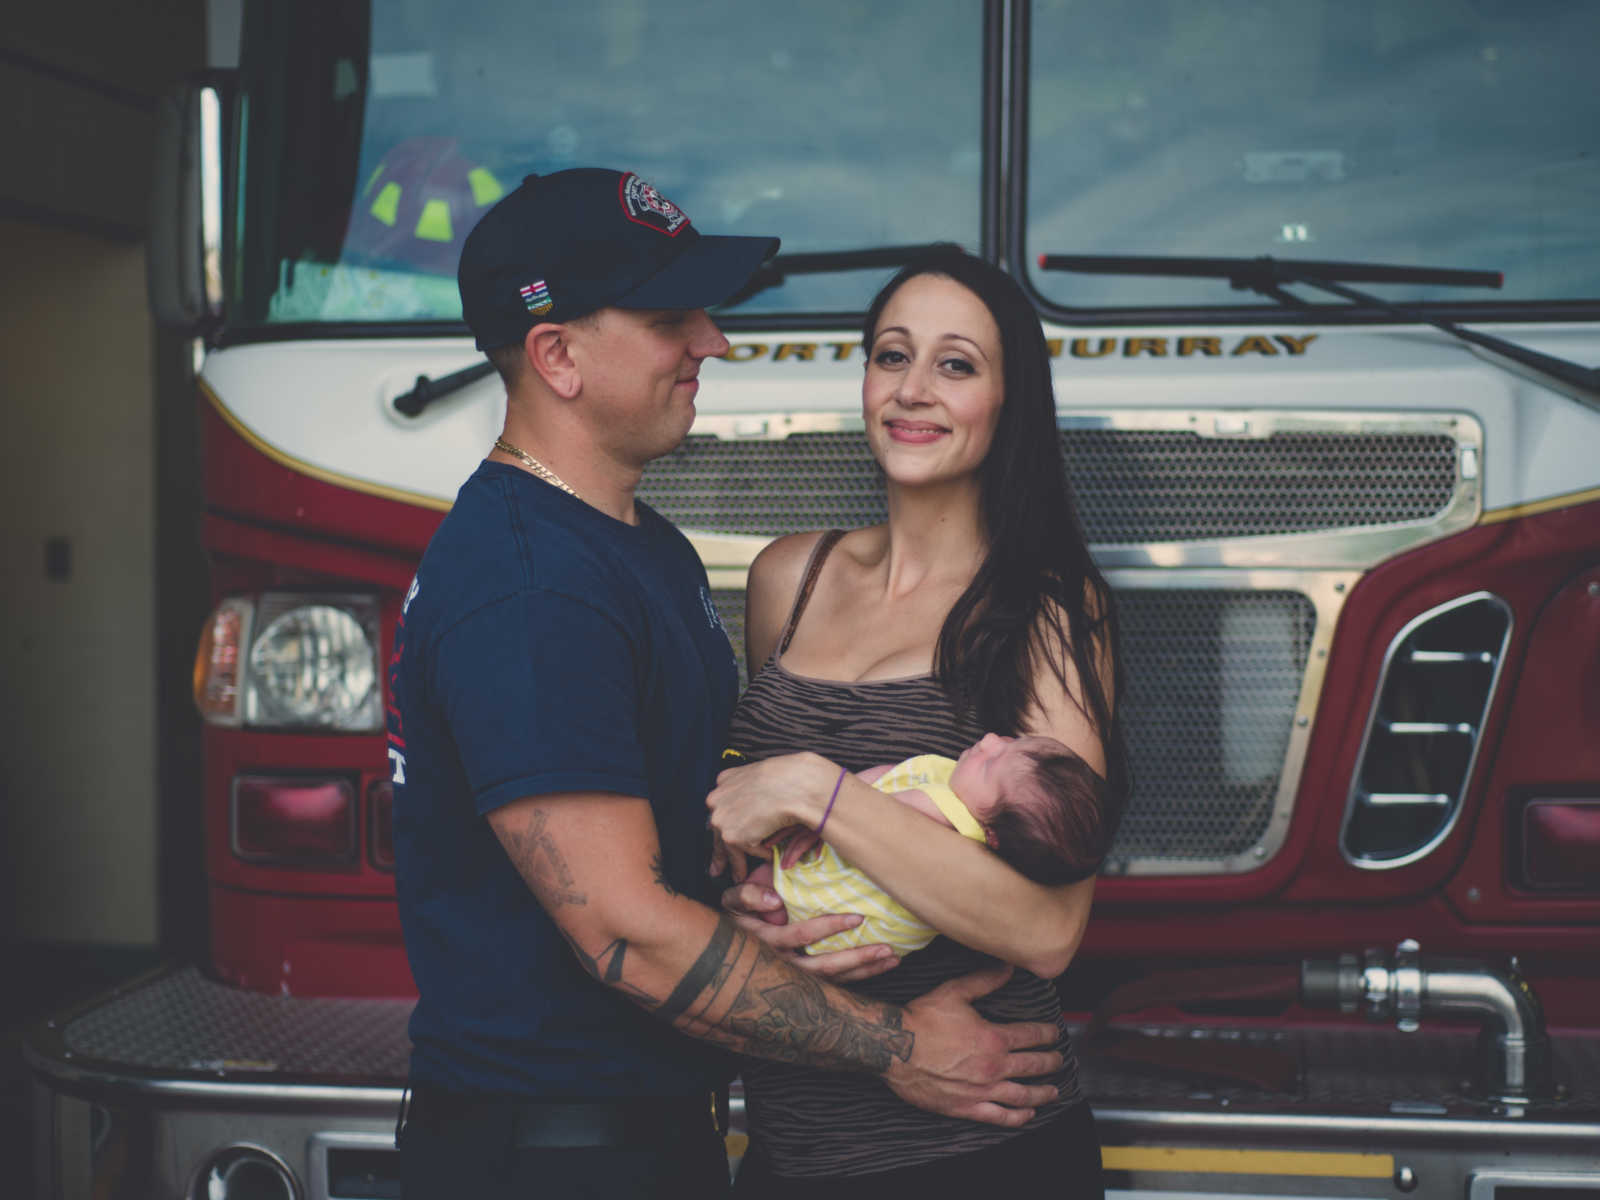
[878, 482, 987, 598]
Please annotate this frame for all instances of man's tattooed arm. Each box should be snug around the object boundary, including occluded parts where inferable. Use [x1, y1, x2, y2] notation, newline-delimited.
[491, 795, 914, 1076]
[650, 915, 913, 1072]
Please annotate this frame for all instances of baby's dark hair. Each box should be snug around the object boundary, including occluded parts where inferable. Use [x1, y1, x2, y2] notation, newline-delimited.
[984, 747, 1122, 885]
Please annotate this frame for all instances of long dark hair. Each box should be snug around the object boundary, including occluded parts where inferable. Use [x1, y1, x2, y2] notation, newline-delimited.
[861, 245, 1129, 804]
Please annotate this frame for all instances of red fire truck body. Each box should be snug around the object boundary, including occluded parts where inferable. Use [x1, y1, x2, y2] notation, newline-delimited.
[27, 3, 1600, 1198]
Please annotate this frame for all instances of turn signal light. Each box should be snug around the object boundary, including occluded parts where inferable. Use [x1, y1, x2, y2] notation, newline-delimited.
[194, 598, 253, 725]
[232, 775, 357, 867]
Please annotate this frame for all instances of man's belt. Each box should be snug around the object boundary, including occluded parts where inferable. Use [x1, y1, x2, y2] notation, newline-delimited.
[402, 1085, 726, 1149]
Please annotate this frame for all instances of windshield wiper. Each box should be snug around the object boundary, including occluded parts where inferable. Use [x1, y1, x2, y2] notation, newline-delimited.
[1037, 253, 1600, 407]
[719, 244, 948, 309]
[393, 359, 497, 418]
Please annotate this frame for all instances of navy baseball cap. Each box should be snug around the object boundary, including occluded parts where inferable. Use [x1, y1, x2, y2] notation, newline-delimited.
[457, 168, 780, 350]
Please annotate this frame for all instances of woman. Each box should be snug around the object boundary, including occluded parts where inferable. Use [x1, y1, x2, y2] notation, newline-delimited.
[708, 244, 1127, 1196]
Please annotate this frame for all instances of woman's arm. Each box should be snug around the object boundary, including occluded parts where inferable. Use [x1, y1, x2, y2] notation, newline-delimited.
[710, 610, 1112, 980]
[709, 753, 1094, 980]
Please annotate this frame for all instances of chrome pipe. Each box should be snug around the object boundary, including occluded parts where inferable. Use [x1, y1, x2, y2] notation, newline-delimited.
[1301, 939, 1553, 1106]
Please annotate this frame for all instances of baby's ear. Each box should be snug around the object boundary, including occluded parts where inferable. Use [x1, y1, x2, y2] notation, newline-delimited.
[984, 826, 1000, 850]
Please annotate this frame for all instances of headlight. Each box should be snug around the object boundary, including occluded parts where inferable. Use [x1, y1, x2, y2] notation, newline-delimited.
[194, 593, 382, 731]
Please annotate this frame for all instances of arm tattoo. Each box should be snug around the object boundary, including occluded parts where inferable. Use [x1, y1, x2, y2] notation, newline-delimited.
[560, 928, 659, 1007]
[597, 937, 628, 985]
[502, 808, 587, 908]
[650, 852, 678, 896]
[659, 917, 915, 1073]
[723, 972, 914, 1074]
[657, 914, 735, 1020]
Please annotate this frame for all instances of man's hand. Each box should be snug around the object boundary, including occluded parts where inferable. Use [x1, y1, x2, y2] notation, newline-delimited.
[721, 873, 899, 984]
[887, 965, 1063, 1126]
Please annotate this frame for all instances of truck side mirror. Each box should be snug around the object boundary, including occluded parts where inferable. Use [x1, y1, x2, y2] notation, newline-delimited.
[149, 73, 235, 333]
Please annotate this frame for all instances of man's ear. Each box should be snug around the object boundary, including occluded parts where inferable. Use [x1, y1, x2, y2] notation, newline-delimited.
[523, 322, 581, 399]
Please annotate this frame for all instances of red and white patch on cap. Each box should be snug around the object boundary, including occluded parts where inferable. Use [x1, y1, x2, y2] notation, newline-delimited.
[618, 173, 690, 237]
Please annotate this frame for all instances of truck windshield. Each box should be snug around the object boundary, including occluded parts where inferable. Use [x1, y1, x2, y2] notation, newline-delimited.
[231, 0, 983, 328]
[1025, 0, 1600, 312]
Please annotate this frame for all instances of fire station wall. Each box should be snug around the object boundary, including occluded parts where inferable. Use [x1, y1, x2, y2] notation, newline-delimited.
[0, 5, 206, 950]
[0, 218, 159, 946]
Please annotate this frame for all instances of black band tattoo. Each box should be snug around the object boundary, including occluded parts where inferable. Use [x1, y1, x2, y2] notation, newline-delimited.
[657, 914, 736, 1021]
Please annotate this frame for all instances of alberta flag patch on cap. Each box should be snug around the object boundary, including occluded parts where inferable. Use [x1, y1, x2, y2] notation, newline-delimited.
[619, 173, 690, 237]
[519, 279, 553, 314]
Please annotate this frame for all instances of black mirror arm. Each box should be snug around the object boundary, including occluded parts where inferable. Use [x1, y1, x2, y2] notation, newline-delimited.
[394, 359, 498, 417]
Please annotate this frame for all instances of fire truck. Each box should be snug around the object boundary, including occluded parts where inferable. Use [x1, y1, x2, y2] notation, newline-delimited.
[27, 2, 1600, 1197]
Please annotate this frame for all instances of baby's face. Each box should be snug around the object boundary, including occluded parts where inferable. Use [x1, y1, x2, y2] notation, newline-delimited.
[949, 733, 1063, 819]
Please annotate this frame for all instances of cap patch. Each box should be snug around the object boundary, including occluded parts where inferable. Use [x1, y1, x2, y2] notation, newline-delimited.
[519, 279, 553, 314]
[619, 173, 690, 237]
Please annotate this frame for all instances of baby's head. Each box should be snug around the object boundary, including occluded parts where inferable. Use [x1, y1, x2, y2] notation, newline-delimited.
[949, 732, 1117, 885]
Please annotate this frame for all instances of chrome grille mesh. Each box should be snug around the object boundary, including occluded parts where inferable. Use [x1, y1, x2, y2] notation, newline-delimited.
[640, 427, 1460, 543]
[643, 432, 881, 536]
[1113, 589, 1316, 867]
[1063, 429, 1458, 544]
[710, 585, 1317, 872]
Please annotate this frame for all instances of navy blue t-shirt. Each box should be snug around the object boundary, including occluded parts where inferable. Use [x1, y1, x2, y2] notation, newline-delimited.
[388, 461, 739, 1098]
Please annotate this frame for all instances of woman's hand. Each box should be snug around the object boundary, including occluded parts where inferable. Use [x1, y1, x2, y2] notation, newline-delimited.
[721, 865, 899, 983]
[706, 752, 839, 857]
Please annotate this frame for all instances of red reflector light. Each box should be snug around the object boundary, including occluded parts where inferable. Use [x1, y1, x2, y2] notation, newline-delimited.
[369, 779, 395, 871]
[232, 775, 357, 866]
[1521, 798, 1600, 891]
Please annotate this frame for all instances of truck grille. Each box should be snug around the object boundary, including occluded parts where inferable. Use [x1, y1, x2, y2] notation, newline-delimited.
[641, 424, 1461, 544]
[688, 410, 1470, 877]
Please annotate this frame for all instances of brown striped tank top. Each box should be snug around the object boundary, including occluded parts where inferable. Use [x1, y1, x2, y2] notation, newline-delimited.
[725, 530, 1079, 1177]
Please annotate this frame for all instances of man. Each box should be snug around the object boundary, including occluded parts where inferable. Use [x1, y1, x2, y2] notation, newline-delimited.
[388, 167, 1061, 1197]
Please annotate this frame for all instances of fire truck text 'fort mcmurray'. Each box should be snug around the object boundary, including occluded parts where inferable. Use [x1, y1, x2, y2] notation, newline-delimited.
[28, 3, 1600, 1199]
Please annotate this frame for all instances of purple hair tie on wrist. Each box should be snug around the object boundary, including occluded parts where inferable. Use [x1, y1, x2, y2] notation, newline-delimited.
[814, 766, 848, 839]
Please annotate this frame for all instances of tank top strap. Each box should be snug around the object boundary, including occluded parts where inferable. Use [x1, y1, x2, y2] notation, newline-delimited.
[776, 529, 847, 656]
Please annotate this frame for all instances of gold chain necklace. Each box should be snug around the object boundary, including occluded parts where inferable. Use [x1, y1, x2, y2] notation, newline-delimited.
[493, 436, 579, 498]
